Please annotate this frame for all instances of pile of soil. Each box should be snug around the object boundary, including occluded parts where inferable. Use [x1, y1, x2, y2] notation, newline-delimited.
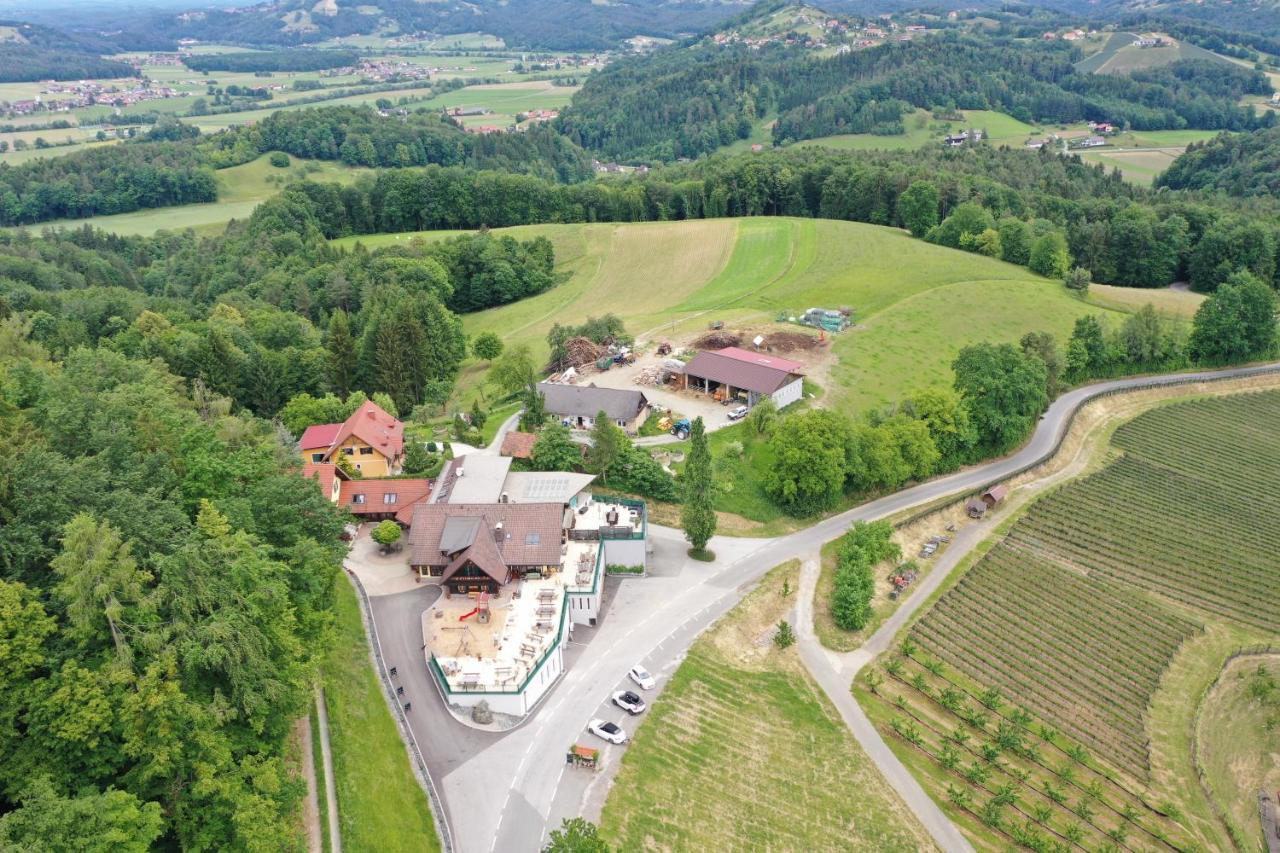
[692, 330, 742, 349]
[765, 331, 822, 352]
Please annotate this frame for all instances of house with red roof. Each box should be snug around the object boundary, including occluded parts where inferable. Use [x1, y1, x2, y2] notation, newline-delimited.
[299, 400, 405, 477]
[301, 459, 433, 524]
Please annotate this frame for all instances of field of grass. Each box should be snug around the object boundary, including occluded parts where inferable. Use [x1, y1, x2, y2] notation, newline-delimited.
[1197, 656, 1280, 850]
[43, 154, 368, 236]
[409, 80, 579, 128]
[1075, 31, 1234, 74]
[322, 577, 439, 852]
[797, 109, 1038, 152]
[350, 217, 1128, 419]
[599, 560, 936, 851]
[1088, 283, 1204, 318]
[861, 389, 1280, 850]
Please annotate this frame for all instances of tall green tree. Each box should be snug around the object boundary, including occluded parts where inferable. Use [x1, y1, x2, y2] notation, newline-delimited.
[51, 514, 152, 663]
[0, 776, 164, 853]
[530, 424, 581, 472]
[326, 309, 357, 396]
[896, 180, 939, 238]
[764, 410, 852, 515]
[680, 417, 716, 555]
[586, 411, 623, 483]
[1029, 232, 1071, 279]
[1189, 270, 1278, 362]
[952, 343, 1049, 452]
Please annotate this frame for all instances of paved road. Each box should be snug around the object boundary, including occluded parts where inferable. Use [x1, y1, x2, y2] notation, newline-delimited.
[374, 361, 1280, 853]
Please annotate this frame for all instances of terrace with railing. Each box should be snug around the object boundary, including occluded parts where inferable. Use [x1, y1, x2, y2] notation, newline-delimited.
[567, 494, 646, 541]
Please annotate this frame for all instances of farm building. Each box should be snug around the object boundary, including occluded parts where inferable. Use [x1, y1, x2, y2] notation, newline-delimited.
[537, 382, 650, 432]
[679, 346, 805, 409]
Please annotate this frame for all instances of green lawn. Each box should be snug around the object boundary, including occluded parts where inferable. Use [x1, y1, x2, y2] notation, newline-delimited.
[599, 560, 936, 851]
[42, 154, 369, 236]
[322, 577, 440, 852]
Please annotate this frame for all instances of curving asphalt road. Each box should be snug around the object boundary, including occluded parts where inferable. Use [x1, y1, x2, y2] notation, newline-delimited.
[375, 361, 1280, 853]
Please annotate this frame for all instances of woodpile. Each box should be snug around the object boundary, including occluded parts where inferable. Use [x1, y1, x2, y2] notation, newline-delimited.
[632, 366, 664, 386]
[560, 337, 607, 367]
[693, 330, 741, 349]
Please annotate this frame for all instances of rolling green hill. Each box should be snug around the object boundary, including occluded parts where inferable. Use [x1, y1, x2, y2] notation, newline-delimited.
[339, 217, 1122, 416]
[1075, 30, 1235, 74]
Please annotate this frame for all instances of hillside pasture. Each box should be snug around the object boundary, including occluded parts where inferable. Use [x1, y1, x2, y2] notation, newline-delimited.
[348, 217, 1129, 417]
[796, 108, 1038, 152]
[1075, 31, 1234, 74]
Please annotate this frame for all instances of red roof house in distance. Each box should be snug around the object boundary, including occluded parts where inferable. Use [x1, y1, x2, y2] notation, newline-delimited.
[679, 346, 806, 410]
[499, 430, 538, 459]
[299, 400, 405, 477]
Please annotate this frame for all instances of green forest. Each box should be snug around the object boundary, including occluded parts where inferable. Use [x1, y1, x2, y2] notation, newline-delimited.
[1156, 126, 1280, 197]
[556, 30, 1276, 161]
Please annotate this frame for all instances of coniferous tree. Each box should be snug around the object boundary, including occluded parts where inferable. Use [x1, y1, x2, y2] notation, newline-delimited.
[326, 310, 357, 397]
[680, 416, 716, 556]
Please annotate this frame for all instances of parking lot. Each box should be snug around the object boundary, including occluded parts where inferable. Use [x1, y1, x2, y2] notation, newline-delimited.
[575, 351, 748, 434]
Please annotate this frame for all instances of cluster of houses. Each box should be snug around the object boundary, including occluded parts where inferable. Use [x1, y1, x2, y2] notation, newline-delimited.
[297, 398, 649, 717]
[1131, 37, 1171, 48]
[1043, 29, 1090, 41]
[6, 81, 180, 116]
[320, 59, 438, 84]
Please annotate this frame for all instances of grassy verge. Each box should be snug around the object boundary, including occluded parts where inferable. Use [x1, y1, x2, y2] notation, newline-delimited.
[309, 705, 333, 853]
[1195, 653, 1280, 850]
[600, 560, 937, 851]
[321, 578, 440, 852]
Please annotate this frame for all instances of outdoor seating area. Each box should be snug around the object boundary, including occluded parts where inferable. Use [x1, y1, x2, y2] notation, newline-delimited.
[425, 574, 566, 694]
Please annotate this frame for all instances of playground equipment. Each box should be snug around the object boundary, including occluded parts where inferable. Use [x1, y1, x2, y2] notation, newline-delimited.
[458, 592, 491, 623]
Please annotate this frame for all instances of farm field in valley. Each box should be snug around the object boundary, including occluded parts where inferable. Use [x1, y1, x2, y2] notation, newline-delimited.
[599, 560, 936, 851]
[860, 390, 1280, 851]
[1074, 31, 1235, 74]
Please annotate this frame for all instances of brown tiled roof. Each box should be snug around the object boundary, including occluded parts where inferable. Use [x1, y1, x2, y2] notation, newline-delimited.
[409, 502, 564, 568]
[338, 478, 432, 517]
[500, 430, 538, 459]
[301, 462, 340, 497]
[440, 530, 510, 585]
[330, 400, 404, 461]
[682, 347, 804, 395]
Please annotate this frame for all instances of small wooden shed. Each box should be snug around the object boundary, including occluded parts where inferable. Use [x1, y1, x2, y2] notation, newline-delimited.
[966, 497, 988, 519]
[981, 484, 1009, 507]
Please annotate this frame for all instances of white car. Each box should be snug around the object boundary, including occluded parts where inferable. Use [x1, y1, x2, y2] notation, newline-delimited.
[628, 665, 656, 690]
[612, 690, 647, 715]
[727, 405, 749, 421]
[588, 718, 627, 745]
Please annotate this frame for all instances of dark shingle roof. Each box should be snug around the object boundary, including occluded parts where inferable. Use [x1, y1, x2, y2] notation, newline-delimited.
[409, 502, 564, 568]
[536, 382, 647, 421]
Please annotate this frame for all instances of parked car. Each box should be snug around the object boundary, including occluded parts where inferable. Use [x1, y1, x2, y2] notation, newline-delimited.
[628, 665, 656, 690]
[588, 719, 627, 745]
[727, 405, 749, 421]
[612, 690, 647, 715]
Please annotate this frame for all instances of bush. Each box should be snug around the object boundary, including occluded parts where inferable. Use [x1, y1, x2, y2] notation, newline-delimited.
[268, 151, 290, 168]
[774, 620, 796, 649]
[605, 564, 645, 575]
[830, 521, 900, 631]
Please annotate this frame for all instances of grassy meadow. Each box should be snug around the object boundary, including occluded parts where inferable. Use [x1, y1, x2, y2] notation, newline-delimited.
[796, 108, 1038, 152]
[346, 217, 1123, 417]
[42, 153, 369, 236]
[322, 578, 440, 852]
[599, 560, 937, 851]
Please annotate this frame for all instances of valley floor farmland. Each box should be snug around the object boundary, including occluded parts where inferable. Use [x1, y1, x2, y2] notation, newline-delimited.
[598, 560, 937, 851]
[860, 389, 1280, 851]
